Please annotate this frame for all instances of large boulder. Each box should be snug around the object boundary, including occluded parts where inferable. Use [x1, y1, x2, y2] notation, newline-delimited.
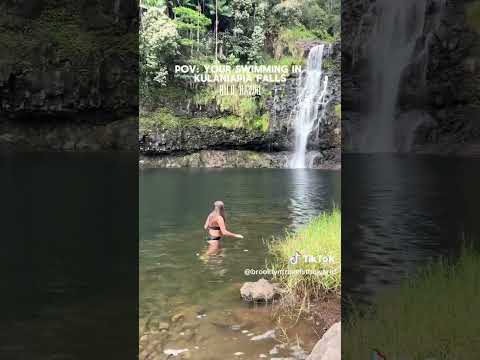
[240, 278, 278, 302]
[306, 322, 341, 360]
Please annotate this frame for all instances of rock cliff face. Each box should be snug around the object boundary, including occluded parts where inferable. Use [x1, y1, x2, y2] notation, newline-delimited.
[140, 149, 340, 169]
[342, 0, 480, 153]
[139, 126, 288, 155]
[141, 41, 341, 168]
[0, 0, 138, 150]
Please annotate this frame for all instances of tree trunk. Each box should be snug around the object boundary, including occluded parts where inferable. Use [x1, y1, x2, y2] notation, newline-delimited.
[190, 30, 194, 58]
[197, 1, 200, 53]
[215, 0, 218, 61]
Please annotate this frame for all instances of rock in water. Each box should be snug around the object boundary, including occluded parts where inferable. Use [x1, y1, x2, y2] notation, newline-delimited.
[250, 329, 276, 341]
[269, 346, 280, 355]
[306, 322, 340, 360]
[163, 348, 189, 356]
[171, 313, 185, 323]
[240, 278, 277, 302]
[158, 321, 170, 331]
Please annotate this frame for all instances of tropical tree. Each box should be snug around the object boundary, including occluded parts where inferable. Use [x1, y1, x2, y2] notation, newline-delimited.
[226, 0, 267, 63]
[141, 0, 166, 6]
[174, 6, 212, 56]
[140, 7, 178, 93]
[202, 0, 233, 61]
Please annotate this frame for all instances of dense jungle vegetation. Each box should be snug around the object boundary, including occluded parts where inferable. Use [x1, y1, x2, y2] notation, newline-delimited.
[139, 0, 340, 119]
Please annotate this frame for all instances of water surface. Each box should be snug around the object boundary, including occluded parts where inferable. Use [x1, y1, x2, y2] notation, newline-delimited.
[1, 152, 138, 360]
[139, 168, 340, 358]
[343, 154, 480, 310]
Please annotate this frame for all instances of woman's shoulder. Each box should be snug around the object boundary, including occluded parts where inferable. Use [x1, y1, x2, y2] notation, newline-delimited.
[209, 214, 223, 223]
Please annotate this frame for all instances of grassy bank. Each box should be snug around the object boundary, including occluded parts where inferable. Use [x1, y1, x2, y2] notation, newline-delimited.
[343, 249, 480, 359]
[140, 109, 269, 133]
[268, 209, 341, 301]
[466, 1, 480, 33]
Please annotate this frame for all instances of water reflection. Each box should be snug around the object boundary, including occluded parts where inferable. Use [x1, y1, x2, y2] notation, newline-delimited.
[288, 169, 340, 229]
[198, 249, 228, 277]
[140, 168, 341, 318]
[343, 155, 480, 309]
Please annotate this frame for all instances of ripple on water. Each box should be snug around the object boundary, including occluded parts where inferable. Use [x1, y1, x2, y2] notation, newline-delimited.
[140, 169, 341, 357]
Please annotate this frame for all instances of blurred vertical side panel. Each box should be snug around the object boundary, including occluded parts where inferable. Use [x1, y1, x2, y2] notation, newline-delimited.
[0, 1, 139, 359]
[342, 0, 480, 359]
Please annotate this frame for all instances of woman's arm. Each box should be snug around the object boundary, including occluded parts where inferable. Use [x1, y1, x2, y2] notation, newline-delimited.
[204, 215, 210, 230]
[217, 216, 243, 238]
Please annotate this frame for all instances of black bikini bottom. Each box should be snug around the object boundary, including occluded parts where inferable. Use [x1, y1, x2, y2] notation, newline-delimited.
[207, 236, 222, 241]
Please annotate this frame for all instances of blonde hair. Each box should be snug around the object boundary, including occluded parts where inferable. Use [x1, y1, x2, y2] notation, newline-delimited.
[210, 200, 226, 222]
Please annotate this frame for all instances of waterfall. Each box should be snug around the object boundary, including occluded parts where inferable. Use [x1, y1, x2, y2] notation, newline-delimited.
[363, 0, 445, 152]
[289, 44, 329, 169]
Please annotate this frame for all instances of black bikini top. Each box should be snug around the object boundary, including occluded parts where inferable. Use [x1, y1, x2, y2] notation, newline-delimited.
[208, 225, 221, 230]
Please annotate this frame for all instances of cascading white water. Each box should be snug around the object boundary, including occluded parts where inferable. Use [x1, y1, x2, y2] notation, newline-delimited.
[365, 0, 429, 152]
[290, 45, 329, 169]
[363, 0, 445, 152]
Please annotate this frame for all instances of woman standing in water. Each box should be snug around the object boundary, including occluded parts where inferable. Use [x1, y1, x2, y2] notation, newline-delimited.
[204, 200, 243, 255]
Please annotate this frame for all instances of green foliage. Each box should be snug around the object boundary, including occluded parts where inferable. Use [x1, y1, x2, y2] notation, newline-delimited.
[252, 112, 270, 132]
[174, 7, 212, 32]
[140, 109, 183, 130]
[269, 0, 303, 29]
[300, 0, 340, 38]
[34, 7, 96, 61]
[249, 24, 267, 63]
[192, 82, 272, 130]
[139, 0, 340, 67]
[139, 0, 340, 113]
[140, 8, 178, 98]
[1, 3, 138, 67]
[281, 26, 317, 41]
[273, 26, 316, 59]
[466, 2, 480, 33]
[335, 104, 341, 119]
[141, 0, 166, 7]
[205, 0, 233, 19]
[344, 248, 480, 359]
[227, 0, 267, 63]
[237, 98, 257, 120]
[268, 209, 341, 296]
[323, 58, 339, 71]
[140, 84, 196, 109]
[140, 109, 268, 132]
[174, 7, 211, 52]
[264, 55, 305, 67]
[226, 53, 241, 66]
[266, 0, 340, 57]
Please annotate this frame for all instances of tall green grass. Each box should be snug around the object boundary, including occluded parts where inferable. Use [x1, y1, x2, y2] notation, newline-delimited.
[268, 209, 341, 299]
[466, 2, 480, 33]
[343, 249, 480, 359]
[335, 104, 341, 120]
